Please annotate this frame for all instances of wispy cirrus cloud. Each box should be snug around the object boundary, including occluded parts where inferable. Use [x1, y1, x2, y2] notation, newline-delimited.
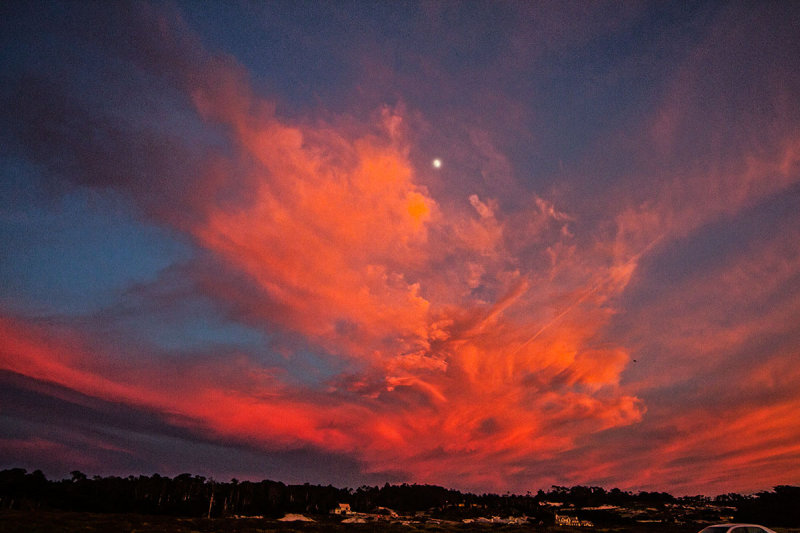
[1, 15, 643, 485]
[2, 1, 799, 495]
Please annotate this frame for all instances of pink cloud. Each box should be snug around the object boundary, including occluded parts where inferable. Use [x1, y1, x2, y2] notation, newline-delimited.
[4, 2, 800, 496]
[0, 65, 648, 485]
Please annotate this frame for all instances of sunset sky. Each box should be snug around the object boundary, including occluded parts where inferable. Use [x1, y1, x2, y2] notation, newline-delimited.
[2, 1, 800, 497]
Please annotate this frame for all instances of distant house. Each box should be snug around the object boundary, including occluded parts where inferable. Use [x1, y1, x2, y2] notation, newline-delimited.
[333, 503, 351, 515]
[555, 514, 594, 527]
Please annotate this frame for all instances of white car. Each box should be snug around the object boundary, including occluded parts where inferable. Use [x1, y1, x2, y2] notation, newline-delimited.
[699, 524, 777, 533]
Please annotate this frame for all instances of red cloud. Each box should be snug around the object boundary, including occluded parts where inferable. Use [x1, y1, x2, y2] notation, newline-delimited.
[0, 25, 654, 486]
[5, 2, 800, 496]
[0, 70, 647, 485]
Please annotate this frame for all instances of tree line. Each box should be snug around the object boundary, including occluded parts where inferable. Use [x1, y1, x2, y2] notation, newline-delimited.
[0, 468, 797, 526]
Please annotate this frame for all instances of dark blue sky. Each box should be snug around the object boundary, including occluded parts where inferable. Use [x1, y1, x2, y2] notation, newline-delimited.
[2, 1, 800, 495]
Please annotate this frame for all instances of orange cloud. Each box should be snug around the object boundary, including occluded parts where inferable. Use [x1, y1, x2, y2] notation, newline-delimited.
[6, 2, 799, 495]
[0, 68, 649, 486]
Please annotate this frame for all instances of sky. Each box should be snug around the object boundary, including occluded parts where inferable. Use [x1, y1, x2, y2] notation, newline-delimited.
[1, 1, 799, 497]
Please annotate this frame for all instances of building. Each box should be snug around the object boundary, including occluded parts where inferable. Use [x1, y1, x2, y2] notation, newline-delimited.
[555, 514, 594, 527]
[333, 503, 351, 515]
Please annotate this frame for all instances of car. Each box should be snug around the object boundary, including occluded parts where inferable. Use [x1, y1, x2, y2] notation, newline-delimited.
[699, 524, 777, 533]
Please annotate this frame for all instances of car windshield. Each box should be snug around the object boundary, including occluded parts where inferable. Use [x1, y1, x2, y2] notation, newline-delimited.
[700, 527, 731, 533]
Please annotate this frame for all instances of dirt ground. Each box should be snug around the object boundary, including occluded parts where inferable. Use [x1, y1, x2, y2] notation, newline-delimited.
[0, 511, 728, 533]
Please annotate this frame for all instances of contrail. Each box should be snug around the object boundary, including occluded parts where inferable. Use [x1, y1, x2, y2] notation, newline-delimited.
[508, 235, 664, 357]
[509, 283, 601, 357]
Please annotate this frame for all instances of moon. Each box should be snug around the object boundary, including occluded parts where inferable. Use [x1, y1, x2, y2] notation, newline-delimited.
[432, 158, 442, 169]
